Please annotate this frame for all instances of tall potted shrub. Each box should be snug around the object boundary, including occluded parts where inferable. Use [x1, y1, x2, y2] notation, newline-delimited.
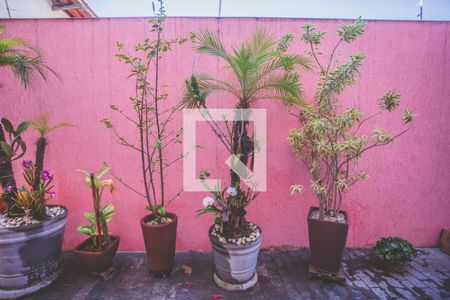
[288, 19, 415, 277]
[101, 0, 186, 276]
[182, 29, 310, 291]
[0, 115, 70, 299]
[73, 167, 120, 272]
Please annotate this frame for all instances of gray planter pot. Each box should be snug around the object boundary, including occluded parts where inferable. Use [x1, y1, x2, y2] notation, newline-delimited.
[209, 224, 262, 292]
[0, 205, 67, 299]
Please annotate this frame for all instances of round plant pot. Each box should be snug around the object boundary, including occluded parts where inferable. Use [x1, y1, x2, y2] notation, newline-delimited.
[140, 212, 177, 275]
[308, 207, 349, 274]
[0, 205, 68, 299]
[209, 224, 262, 292]
[73, 235, 120, 272]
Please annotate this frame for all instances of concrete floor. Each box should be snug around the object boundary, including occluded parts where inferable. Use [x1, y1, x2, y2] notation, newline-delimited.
[24, 248, 450, 300]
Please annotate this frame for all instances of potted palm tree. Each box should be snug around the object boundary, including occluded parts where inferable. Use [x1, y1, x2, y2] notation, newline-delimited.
[0, 115, 70, 299]
[182, 28, 310, 291]
[288, 19, 415, 278]
[74, 167, 120, 272]
[101, 0, 186, 276]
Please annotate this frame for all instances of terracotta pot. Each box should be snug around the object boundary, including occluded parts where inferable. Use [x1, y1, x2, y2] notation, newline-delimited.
[0, 205, 67, 299]
[140, 212, 177, 275]
[307, 207, 349, 274]
[440, 228, 450, 255]
[73, 235, 120, 272]
[209, 224, 262, 292]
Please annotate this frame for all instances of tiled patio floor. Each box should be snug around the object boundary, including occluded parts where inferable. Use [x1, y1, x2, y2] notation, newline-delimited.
[25, 248, 449, 300]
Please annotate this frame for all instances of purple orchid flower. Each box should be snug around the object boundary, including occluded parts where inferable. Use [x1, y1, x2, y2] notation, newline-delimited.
[21, 160, 33, 168]
[5, 184, 15, 193]
[47, 191, 56, 198]
[42, 170, 52, 182]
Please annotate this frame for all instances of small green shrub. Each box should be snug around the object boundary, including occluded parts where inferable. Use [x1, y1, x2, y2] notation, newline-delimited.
[374, 237, 417, 266]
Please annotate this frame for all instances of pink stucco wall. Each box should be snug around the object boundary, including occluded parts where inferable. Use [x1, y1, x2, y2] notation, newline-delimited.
[1, 18, 449, 251]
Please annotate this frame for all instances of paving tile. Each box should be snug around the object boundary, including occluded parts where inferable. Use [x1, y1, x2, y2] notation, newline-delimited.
[21, 248, 450, 300]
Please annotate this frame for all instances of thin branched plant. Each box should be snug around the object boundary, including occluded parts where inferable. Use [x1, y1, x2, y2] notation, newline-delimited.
[101, 0, 186, 224]
[288, 19, 415, 221]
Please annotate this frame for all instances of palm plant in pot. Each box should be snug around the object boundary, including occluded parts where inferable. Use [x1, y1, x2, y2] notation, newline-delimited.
[288, 19, 415, 277]
[0, 115, 70, 299]
[74, 167, 120, 272]
[101, 0, 186, 276]
[182, 29, 310, 291]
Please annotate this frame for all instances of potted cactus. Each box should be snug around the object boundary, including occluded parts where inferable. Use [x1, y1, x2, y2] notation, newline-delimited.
[288, 19, 415, 278]
[182, 28, 310, 291]
[101, 0, 186, 276]
[73, 167, 120, 272]
[0, 115, 70, 299]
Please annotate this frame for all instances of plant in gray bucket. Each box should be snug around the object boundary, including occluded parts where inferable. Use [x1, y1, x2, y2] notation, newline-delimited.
[0, 115, 70, 299]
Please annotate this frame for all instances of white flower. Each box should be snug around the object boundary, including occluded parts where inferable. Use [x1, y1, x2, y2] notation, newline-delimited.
[226, 187, 238, 197]
[202, 196, 215, 207]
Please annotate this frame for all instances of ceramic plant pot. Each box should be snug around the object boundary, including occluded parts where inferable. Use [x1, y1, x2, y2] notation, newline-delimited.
[0, 205, 67, 299]
[73, 235, 120, 272]
[307, 207, 349, 274]
[140, 212, 177, 275]
[209, 225, 262, 292]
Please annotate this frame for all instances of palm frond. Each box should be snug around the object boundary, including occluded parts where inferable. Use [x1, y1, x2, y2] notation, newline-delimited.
[192, 29, 229, 61]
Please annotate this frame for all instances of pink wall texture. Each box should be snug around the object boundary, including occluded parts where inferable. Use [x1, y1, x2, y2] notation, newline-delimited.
[1, 18, 449, 251]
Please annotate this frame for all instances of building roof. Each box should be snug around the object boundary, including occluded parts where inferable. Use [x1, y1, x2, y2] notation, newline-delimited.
[51, 0, 97, 17]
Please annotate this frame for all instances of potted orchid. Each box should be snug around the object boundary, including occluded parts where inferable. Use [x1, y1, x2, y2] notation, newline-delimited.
[0, 115, 70, 299]
[288, 19, 415, 277]
[183, 28, 310, 291]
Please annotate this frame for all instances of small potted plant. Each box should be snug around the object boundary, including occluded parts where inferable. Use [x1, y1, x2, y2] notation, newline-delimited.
[101, 0, 186, 276]
[73, 167, 120, 272]
[182, 28, 309, 291]
[0, 115, 69, 298]
[288, 19, 415, 277]
[374, 237, 417, 272]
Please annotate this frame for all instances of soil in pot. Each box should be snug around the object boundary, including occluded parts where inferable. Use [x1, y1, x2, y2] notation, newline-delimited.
[141, 212, 177, 276]
[308, 207, 349, 275]
[73, 235, 120, 272]
[209, 222, 262, 291]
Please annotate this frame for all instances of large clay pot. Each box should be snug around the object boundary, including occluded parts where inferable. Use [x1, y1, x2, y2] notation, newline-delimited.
[73, 235, 120, 272]
[209, 224, 262, 292]
[308, 207, 349, 274]
[140, 212, 177, 275]
[0, 205, 67, 299]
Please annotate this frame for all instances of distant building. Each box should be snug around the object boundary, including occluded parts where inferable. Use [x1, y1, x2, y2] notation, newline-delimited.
[0, 0, 97, 18]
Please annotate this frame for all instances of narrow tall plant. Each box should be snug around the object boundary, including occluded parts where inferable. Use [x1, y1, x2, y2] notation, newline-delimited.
[182, 28, 310, 237]
[288, 19, 415, 220]
[101, 0, 186, 224]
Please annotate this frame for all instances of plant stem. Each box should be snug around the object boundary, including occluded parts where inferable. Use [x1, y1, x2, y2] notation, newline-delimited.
[90, 173, 103, 251]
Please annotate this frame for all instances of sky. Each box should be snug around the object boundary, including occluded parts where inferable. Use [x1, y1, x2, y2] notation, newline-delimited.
[87, 0, 450, 20]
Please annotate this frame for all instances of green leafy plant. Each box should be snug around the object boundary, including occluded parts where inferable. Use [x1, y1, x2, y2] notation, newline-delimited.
[374, 237, 417, 266]
[0, 118, 29, 212]
[101, 0, 186, 224]
[182, 28, 310, 237]
[288, 19, 414, 221]
[77, 167, 116, 251]
[0, 24, 56, 88]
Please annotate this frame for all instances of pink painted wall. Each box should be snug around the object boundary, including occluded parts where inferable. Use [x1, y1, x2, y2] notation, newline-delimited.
[1, 18, 449, 251]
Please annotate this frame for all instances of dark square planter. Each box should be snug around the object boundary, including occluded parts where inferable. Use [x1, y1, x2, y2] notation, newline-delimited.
[307, 207, 349, 274]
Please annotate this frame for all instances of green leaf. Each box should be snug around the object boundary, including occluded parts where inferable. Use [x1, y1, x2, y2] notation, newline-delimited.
[1, 118, 14, 134]
[77, 225, 95, 236]
[15, 121, 30, 136]
[96, 166, 110, 179]
[0, 141, 13, 157]
[83, 212, 96, 224]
